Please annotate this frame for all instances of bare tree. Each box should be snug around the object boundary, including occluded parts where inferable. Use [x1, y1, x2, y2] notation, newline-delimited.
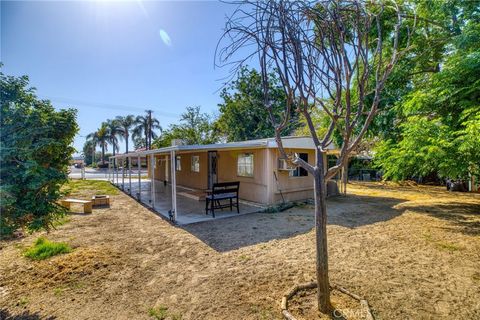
[218, 0, 409, 313]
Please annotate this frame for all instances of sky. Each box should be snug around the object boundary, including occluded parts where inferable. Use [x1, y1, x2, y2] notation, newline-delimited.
[1, 0, 248, 156]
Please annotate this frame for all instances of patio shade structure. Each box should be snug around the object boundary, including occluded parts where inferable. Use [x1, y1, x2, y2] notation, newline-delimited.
[108, 136, 340, 224]
[109, 142, 265, 223]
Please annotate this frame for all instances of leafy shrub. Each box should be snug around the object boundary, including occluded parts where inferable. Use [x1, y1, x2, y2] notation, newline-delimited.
[24, 237, 72, 260]
[0, 71, 78, 237]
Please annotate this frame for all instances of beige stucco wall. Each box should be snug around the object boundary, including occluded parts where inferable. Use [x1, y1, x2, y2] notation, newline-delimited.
[216, 149, 269, 204]
[175, 152, 208, 190]
[152, 149, 269, 204]
[266, 148, 315, 204]
[153, 153, 208, 190]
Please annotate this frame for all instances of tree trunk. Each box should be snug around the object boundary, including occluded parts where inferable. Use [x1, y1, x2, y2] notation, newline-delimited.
[342, 163, 348, 196]
[148, 130, 151, 150]
[125, 135, 129, 167]
[314, 150, 331, 313]
[101, 145, 105, 164]
[145, 129, 149, 150]
[148, 111, 152, 149]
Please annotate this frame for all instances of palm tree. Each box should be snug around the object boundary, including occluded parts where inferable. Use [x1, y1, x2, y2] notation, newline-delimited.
[132, 110, 162, 150]
[82, 139, 96, 166]
[115, 115, 135, 154]
[86, 124, 109, 164]
[105, 119, 123, 157]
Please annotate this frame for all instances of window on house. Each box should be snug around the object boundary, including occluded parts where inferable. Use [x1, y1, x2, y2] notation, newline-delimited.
[191, 155, 200, 172]
[289, 153, 309, 177]
[237, 153, 254, 177]
[175, 156, 181, 171]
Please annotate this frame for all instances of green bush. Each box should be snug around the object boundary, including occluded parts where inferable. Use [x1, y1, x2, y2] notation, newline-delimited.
[24, 237, 72, 260]
[0, 70, 78, 237]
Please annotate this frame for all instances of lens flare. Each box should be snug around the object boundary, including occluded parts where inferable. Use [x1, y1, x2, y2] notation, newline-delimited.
[159, 29, 172, 46]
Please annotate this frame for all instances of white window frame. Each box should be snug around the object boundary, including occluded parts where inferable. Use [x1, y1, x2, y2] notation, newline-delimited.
[289, 153, 309, 177]
[237, 153, 254, 177]
[191, 155, 200, 172]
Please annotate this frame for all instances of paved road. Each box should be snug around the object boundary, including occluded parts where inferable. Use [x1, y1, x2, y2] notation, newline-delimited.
[68, 166, 147, 180]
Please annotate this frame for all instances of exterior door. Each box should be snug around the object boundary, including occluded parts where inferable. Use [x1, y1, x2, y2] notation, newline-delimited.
[207, 151, 218, 189]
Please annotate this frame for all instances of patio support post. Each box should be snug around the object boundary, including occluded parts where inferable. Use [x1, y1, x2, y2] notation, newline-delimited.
[150, 154, 155, 207]
[111, 158, 114, 183]
[128, 156, 132, 194]
[112, 158, 114, 184]
[116, 157, 119, 186]
[110, 158, 113, 183]
[122, 157, 125, 190]
[137, 156, 141, 201]
[170, 150, 177, 222]
[113, 158, 115, 184]
[266, 149, 273, 205]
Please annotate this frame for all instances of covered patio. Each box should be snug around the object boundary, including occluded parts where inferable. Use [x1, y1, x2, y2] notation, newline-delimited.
[107, 151, 263, 225]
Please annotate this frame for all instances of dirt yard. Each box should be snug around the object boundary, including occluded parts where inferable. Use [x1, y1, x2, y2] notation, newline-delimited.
[1, 181, 479, 319]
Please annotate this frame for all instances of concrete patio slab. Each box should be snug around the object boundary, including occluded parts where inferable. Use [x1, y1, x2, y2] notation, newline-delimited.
[113, 179, 264, 225]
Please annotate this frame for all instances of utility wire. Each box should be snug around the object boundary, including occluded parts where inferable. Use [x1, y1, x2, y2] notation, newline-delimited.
[38, 95, 180, 118]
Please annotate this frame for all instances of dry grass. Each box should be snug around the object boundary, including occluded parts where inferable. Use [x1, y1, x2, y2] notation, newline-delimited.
[0, 181, 479, 319]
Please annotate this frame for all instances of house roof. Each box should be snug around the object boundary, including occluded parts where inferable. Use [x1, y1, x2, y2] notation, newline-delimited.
[109, 136, 338, 159]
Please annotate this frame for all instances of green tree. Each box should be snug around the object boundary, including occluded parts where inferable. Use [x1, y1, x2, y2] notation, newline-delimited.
[154, 106, 217, 147]
[366, 0, 480, 141]
[375, 19, 480, 181]
[82, 139, 96, 165]
[216, 67, 299, 142]
[0, 71, 78, 236]
[132, 135, 146, 150]
[132, 111, 162, 150]
[105, 118, 123, 157]
[86, 124, 109, 165]
[115, 115, 135, 153]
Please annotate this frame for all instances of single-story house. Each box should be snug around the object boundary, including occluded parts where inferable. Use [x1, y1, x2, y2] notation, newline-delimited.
[109, 136, 340, 224]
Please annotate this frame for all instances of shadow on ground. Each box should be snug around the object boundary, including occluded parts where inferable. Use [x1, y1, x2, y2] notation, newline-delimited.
[0, 309, 56, 320]
[183, 194, 406, 252]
